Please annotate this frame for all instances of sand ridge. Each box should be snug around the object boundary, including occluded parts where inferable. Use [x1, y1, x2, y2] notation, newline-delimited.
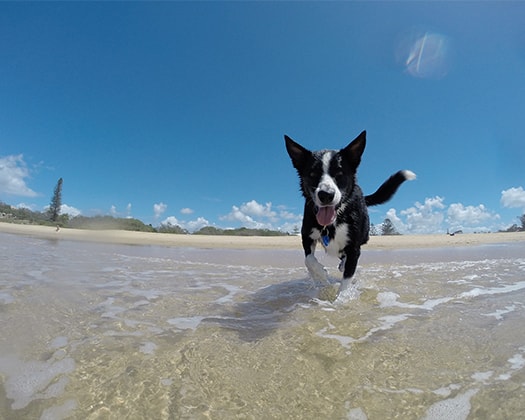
[2, 222, 525, 250]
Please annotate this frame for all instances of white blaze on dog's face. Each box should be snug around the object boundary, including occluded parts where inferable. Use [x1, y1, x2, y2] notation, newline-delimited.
[313, 151, 342, 226]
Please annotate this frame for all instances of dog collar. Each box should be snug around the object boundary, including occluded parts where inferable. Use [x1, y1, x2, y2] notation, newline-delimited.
[321, 226, 330, 247]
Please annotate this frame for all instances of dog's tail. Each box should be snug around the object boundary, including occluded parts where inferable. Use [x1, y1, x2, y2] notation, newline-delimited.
[365, 170, 416, 206]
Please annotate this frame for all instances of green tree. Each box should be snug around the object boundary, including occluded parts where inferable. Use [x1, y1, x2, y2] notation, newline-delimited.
[381, 218, 400, 236]
[520, 214, 525, 231]
[48, 178, 63, 222]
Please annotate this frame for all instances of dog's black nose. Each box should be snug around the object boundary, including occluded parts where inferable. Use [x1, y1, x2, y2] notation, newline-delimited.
[317, 190, 334, 205]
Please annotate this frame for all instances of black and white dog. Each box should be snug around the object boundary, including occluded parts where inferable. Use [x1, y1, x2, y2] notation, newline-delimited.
[285, 130, 415, 298]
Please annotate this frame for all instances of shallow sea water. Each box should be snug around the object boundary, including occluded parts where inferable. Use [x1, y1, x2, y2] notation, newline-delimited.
[1, 232, 525, 419]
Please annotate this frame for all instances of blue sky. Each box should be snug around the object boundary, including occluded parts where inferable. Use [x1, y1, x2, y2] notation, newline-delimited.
[1, 1, 525, 234]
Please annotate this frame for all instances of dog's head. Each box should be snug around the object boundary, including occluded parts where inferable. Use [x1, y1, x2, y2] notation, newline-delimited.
[285, 131, 366, 226]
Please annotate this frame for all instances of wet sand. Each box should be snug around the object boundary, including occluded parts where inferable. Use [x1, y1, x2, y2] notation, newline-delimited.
[1, 221, 524, 250]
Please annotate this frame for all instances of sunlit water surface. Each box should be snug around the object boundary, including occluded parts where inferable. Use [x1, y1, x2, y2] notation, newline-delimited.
[1, 232, 525, 419]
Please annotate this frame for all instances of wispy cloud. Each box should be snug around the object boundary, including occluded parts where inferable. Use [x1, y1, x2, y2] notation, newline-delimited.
[0, 154, 37, 197]
[153, 202, 167, 218]
[109, 203, 133, 219]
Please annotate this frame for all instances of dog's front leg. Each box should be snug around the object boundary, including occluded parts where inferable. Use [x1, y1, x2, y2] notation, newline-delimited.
[303, 237, 329, 284]
[338, 246, 361, 294]
[305, 254, 329, 283]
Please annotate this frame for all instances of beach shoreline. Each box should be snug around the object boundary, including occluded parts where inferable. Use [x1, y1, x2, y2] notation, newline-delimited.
[2, 221, 525, 250]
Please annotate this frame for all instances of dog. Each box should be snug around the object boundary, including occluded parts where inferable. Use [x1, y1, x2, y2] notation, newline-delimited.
[285, 130, 415, 299]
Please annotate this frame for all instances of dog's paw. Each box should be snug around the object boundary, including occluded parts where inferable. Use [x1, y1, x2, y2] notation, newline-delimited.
[338, 256, 346, 273]
[317, 283, 339, 302]
[305, 254, 329, 283]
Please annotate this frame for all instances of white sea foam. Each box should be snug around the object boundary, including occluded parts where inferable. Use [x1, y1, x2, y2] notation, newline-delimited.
[377, 279, 525, 313]
[482, 305, 517, 320]
[316, 313, 411, 348]
[139, 341, 158, 355]
[432, 383, 461, 397]
[346, 406, 368, 420]
[0, 355, 75, 410]
[508, 353, 525, 370]
[471, 371, 493, 383]
[167, 316, 206, 331]
[459, 281, 525, 299]
[496, 352, 525, 380]
[377, 291, 452, 310]
[214, 284, 243, 304]
[49, 336, 68, 350]
[422, 388, 479, 420]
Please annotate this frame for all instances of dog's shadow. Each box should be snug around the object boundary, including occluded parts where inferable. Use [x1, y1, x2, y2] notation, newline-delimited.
[206, 278, 319, 342]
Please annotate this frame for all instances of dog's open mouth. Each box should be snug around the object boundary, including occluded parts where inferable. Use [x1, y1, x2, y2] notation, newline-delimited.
[316, 205, 337, 226]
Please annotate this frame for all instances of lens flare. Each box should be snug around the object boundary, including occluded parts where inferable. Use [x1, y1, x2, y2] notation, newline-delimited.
[397, 31, 451, 80]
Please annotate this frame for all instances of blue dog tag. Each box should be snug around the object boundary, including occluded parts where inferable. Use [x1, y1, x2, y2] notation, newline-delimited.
[322, 235, 330, 247]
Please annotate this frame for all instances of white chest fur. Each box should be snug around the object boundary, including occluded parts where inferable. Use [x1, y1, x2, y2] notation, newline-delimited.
[310, 224, 349, 258]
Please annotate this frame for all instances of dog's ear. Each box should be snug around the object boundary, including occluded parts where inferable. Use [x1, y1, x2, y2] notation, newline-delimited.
[285, 135, 311, 170]
[341, 130, 366, 167]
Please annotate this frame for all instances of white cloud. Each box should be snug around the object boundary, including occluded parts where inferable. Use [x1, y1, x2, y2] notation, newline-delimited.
[126, 203, 132, 219]
[161, 216, 180, 226]
[221, 206, 262, 228]
[153, 202, 167, 218]
[60, 204, 82, 217]
[110, 205, 117, 216]
[279, 221, 302, 235]
[385, 208, 407, 232]
[161, 215, 210, 233]
[0, 154, 37, 197]
[383, 197, 504, 234]
[395, 196, 446, 234]
[159, 201, 303, 234]
[501, 187, 525, 210]
[241, 200, 277, 219]
[184, 217, 210, 232]
[15, 202, 37, 211]
[220, 200, 280, 229]
[446, 203, 499, 231]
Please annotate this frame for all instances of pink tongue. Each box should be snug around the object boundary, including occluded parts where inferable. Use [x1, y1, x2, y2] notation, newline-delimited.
[316, 206, 336, 226]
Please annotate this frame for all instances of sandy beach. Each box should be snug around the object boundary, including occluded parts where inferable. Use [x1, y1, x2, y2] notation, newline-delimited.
[1, 221, 524, 250]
